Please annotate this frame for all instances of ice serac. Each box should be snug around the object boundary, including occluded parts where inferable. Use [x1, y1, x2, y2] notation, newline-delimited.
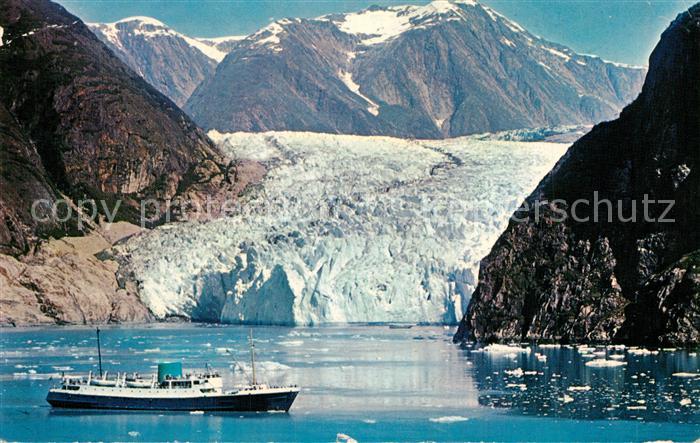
[185, 1, 645, 138]
[456, 4, 700, 346]
[88, 17, 233, 106]
[113, 132, 568, 325]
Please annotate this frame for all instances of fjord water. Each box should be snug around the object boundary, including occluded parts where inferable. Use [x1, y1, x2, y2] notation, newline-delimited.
[1, 326, 698, 442]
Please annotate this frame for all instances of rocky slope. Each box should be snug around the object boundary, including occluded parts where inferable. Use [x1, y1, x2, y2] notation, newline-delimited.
[0, 101, 74, 256]
[185, 0, 646, 138]
[455, 4, 700, 346]
[0, 0, 258, 325]
[0, 223, 153, 326]
[0, 0, 241, 236]
[89, 18, 242, 106]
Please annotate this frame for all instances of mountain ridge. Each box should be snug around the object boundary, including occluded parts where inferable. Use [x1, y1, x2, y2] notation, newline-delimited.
[184, 0, 646, 138]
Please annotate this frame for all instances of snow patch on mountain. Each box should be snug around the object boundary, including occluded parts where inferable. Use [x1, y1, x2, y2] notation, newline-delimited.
[481, 5, 526, 33]
[250, 21, 286, 51]
[0, 26, 4, 47]
[197, 35, 246, 44]
[332, 0, 472, 45]
[89, 17, 228, 62]
[542, 46, 571, 61]
[113, 131, 568, 325]
[338, 71, 380, 116]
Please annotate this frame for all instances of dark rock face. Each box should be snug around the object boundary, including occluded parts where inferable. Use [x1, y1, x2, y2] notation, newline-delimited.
[0, 102, 76, 255]
[456, 4, 700, 346]
[89, 18, 224, 107]
[186, 2, 645, 138]
[0, 0, 238, 237]
[622, 251, 700, 345]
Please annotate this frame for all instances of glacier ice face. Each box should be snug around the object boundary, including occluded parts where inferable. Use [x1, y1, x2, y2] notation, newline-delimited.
[114, 131, 568, 325]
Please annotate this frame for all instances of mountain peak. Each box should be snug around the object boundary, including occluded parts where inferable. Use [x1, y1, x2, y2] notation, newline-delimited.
[328, 0, 474, 46]
[115, 16, 166, 27]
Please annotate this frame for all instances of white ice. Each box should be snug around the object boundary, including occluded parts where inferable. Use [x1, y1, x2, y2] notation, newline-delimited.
[114, 131, 568, 325]
[585, 359, 627, 368]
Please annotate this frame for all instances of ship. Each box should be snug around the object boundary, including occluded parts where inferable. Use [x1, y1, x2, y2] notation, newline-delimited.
[46, 329, 300, 412]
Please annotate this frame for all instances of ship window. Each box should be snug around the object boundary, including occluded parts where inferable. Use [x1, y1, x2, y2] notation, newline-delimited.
[66, 385, 80, 391]
[200, 388, 215, 393]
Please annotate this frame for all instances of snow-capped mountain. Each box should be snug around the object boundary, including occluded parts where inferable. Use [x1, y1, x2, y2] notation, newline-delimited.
[185, 0, 646, 138]
[112, 131, 568, 325]
[89, 17, 242, 106]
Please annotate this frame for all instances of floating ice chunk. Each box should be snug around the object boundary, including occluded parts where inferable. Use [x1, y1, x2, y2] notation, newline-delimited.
[506, 383, 527, 390]
[190, 410, 205, 415]
[680, 398, 692, 406]
[52, 366, 74, 371]
[537, 344, 560, 349]
[362, 419, 377, 424]
[585, 359, 627, 368]
[672, 372, 700, 378]
[128, 431, 141, 438]
[567, 386, 591, 392]
[482, 344, 531, 354]
[560, 394, 574, 403]
[627, 348, 658, 356]
[504, 368, 524, 376]
[216, 347, 231, 354]
[609, 354, 625, 360]
[429, 416, 469, 423]
[626, 405, 647, 410]
[279, 340, 304, 347]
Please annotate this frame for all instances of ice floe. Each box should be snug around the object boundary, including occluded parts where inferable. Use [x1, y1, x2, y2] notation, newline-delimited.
[585, 359, 627, 368]
[429, 416, 469, 423]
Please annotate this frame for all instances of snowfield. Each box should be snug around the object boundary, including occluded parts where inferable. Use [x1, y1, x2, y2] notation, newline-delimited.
[113, 131, 568, 325]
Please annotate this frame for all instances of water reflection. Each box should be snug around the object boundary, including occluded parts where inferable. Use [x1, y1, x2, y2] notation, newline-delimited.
[462, 343, 700, 423]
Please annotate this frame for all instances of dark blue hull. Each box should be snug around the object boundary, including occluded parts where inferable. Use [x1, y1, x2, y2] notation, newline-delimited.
[46, 390, 298, 412]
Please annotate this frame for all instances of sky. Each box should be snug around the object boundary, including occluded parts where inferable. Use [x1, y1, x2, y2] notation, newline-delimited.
[57, 0, 695, 66]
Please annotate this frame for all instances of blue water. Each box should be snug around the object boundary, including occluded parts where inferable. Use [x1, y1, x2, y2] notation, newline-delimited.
[1, 325, 699, 441]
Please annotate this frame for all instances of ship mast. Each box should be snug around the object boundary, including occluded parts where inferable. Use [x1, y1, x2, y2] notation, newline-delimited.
[96, 327, 103, 377]
[249, 329, 257, 385]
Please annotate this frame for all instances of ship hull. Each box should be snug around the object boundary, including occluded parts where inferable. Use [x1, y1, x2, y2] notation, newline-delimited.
[46, 390, 298, 412]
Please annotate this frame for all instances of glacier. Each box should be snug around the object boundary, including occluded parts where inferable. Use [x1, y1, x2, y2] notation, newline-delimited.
[112, 131, 568, 325]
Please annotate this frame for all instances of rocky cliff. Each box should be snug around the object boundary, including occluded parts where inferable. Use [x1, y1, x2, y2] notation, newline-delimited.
[185, 0, 645, 138]
[0, 0, 241, 242]
[0, 222, 153, 326]
[455, 4, 700, 346]
[0, 0, 258, 325]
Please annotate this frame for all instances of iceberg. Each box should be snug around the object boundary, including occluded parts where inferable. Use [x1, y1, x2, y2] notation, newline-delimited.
[114, 131, 568, 325]
[585, 359, 627, 368]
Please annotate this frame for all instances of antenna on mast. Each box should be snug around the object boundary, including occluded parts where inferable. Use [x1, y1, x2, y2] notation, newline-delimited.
[96, 327, 103, 377]
[249, 329, 257, 385]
